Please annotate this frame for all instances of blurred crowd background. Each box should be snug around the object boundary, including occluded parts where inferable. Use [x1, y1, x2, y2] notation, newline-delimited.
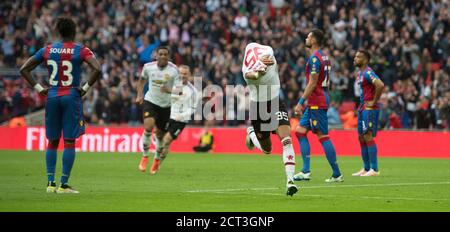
[1, 0, 449, 130]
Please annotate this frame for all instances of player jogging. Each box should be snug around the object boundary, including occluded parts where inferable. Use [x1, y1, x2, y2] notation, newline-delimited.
[136, 46, 179, 173]
[149, 65, 199, 174]
[294, 29, 343, 183]
[352, 50, 384, 177]
[243, 42, 298, 196]
[20, 18, 101, 193]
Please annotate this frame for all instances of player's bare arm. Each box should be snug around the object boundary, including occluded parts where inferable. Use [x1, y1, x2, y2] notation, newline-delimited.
[260, 54, 275, 66]
[366, 78, 385, 108]
[244, 70, 266, 80]
[135, 76, 147, 105]
[20, 56, 48, 96]
[244, 61, 268, 80]
[160, 85, 172, 93]
[295, 73, 319, 116]
[79, 56, 101, 97]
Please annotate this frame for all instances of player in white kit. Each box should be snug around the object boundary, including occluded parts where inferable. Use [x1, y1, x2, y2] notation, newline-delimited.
[242, 42, 298, 196]
[148, 65, 199, 174]
[136, 46, 179, 173]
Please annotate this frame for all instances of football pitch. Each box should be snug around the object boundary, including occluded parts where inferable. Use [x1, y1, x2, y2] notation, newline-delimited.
[0, 150, 449, 212]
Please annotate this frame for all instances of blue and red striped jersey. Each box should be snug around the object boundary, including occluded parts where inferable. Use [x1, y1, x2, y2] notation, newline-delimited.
[305, 49, 331, 109]
[357, 66, 380, 110]
[34, 42, 94, 98]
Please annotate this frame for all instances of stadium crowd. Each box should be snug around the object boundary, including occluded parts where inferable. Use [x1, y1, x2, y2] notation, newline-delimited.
[0, 0, 449, 130]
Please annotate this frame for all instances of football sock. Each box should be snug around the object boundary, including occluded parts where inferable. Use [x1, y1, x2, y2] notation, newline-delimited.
[154, 136, 163, 160]
[296, 132, 311, 173]
[360, 140, 370, 171]
[248, 128, 264, 152]
[46, 142, 58, 182]
[281, 137, 296, 182]
[366, 140, 378, 172]
[61, 143, 76, 184]
[320, 137, 341, 177]
[142, 130, 152, 157]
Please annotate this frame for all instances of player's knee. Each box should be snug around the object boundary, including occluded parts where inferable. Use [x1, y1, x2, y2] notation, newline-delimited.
[144, 124, 154, 132]
[163, 135, 173, 145]
[317, 134, 329, 141]
[63, 139, 75, 149]
[143, 118, 155, 130]
[277, 126, 290, 139]
[358, 136, 365, 144]
[363, 133, 373, 142]
[48, 140, 60, 149]
[295, 125, 308, 134]
[295, 131, 307, 139]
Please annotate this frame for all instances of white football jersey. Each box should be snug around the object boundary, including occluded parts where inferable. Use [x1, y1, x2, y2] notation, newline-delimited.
[242, 43, 280, 102]
[170, 82, 199, 123]
[141, 61, 179, 108]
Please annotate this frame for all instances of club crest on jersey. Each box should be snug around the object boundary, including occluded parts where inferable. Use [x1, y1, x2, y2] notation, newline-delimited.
[313, 120, 318, 126]
[144, 112, 150, 117]
[312, 57, 317, 63]
[79, 120, 84, 126]
[164, 74, 170, 80]
[153, 80, 165, 84]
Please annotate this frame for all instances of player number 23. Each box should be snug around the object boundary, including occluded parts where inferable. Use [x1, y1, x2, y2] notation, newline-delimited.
[47, 60, 73, 86]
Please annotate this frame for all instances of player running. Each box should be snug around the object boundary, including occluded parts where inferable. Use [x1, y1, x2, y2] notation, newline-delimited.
[243, 42, 298, 196]
[136, 46, 179, 173]
[352, 50, 384, 177]
[149, 65, 199, 174]
[20, 18, 101, 193]
[294, 29, 343, 183]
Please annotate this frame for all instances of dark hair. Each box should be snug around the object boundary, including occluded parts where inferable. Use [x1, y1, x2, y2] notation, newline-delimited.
[56, 18, 76, 40]
[358, 49, 371, 62]
[156, 46, 170, 54]
[311, 29, 324, 47]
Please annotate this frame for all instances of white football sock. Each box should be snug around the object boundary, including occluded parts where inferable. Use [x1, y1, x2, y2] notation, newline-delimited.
[282, 137, 296, 182]
[154, 136, 164, 160]
[248, 127, 264, 151]
[142, 130, 152, 157]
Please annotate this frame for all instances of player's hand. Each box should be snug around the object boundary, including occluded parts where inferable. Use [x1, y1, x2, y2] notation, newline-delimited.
[256, 70, 267, 77]
[253, 60, 268, 74]
[135, 95, 144, 105]
[294, 104, 305, 118]
[260, 54, 274, 66]
[77, 87, 87, 97]
[366, 101, 375, 109]
[38, 88, 49, 97]
[160, 85, 171, 93]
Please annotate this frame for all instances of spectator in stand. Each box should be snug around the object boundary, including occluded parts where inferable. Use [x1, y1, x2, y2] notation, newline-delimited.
[0, 0, 448, 131]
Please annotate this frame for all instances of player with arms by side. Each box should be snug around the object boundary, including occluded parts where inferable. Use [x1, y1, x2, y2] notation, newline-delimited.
[243, 42, 298, 196]
[150, 65, 199, 174]
[294, 29, 343, 183]
[136, 46, 179, 174]
[20, 18, 101, 193]
[352, 50, 384, 177]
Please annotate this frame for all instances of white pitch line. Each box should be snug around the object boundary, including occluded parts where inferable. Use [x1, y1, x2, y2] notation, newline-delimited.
[210, 191, 450, 202]
[185, 181, 450, 193]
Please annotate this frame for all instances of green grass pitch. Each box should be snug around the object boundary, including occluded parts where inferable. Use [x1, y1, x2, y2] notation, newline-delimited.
[0, 150, 449, 212]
